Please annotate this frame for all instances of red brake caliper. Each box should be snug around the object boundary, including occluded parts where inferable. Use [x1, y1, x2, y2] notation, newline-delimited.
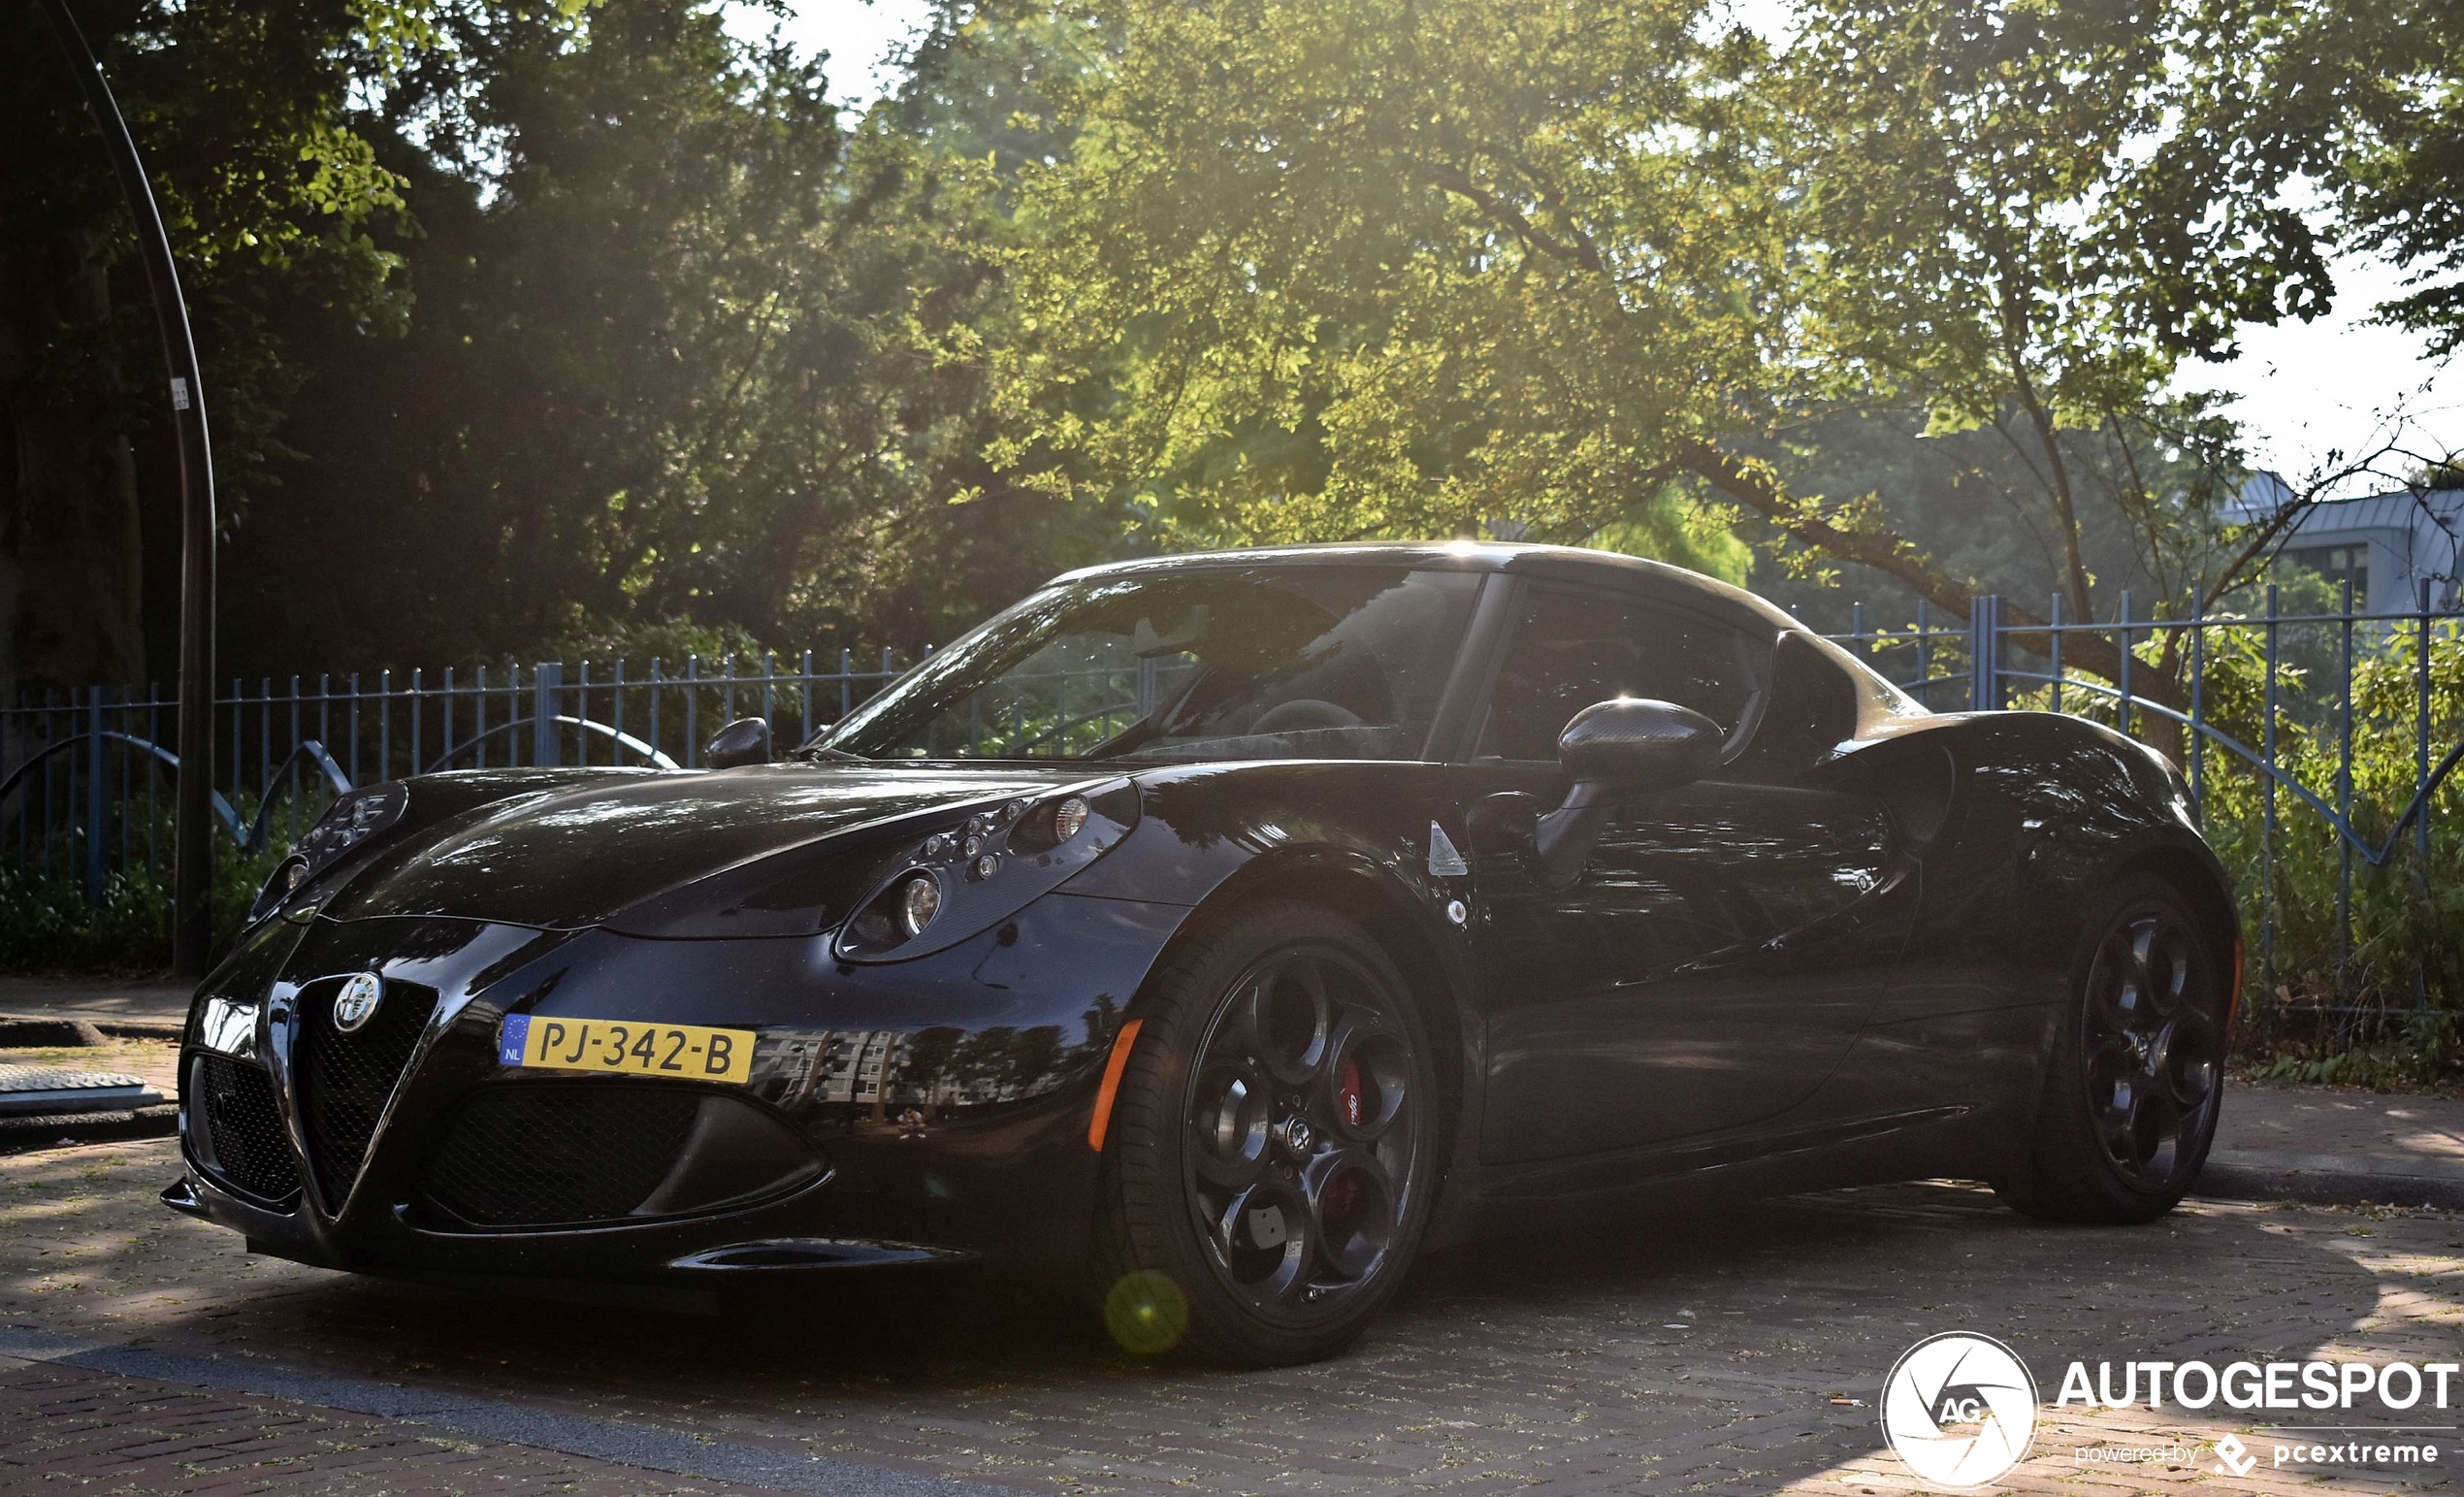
[1319, 1058, 1369, 1239]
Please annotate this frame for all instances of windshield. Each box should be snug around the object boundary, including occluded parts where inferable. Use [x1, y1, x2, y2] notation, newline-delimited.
[824, 567, 1483, 763]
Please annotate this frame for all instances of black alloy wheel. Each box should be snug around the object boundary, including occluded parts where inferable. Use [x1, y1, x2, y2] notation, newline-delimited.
[2079, 903, 2223, 1193]
[1995, 872, 2230, 1224]
[1094, 900, 1437, 1365]
[1183, 943, 1420, 1318]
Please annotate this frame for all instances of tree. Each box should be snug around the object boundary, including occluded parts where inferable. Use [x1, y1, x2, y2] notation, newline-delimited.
[1738, 398, 2246, 634]
[990, 0, 1773, 575]
[1767, 0, 2321, 634]
[2332, 0, 2464, 356]
[220, 0, 1130, 672]
[0, 0, 417, 693]
[994, 0, 2343, 696]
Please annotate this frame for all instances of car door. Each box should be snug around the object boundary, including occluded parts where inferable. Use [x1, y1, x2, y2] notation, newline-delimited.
[1464, 582, 1911, 1163]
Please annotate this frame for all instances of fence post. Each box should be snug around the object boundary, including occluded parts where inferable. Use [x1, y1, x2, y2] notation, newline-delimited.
[2188, 595, 2206, 811]
[2261, 583, 2279, 983]
[2337, 573, 2355, 1013]
[84, 688, 106, 907]
[2048, 592, 2063, 715]
[1915, 600, 1931, 707]
[2419, 576, 2434, 1015]
[1969, 594, 2002, 711]
[534, 663, 562, 767]
[685, 657, 699, 767]
[2117, 590, 2134, 736]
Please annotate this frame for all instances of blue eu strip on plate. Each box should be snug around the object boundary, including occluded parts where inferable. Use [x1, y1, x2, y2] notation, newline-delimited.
[498, 1013, 530, 1066]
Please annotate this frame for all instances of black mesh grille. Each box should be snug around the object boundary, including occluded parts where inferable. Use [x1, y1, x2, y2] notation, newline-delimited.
[295, 978, 438, 1206]
[422, 1085, 702, 1227]
[195, 1054, 299, 1199]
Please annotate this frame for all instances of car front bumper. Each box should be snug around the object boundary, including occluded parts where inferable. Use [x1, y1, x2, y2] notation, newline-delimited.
[170, 895, 1185, 1283]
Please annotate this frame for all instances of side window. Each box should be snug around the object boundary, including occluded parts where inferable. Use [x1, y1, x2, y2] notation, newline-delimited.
[1478, 585, 1762, 761]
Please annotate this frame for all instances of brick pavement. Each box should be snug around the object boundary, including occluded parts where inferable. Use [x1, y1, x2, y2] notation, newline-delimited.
[0, 1353, 799, 1495]
[0, 1136, 2458, 1493]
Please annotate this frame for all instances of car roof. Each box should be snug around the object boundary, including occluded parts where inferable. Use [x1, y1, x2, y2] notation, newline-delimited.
[1052, 541, 1803, 635]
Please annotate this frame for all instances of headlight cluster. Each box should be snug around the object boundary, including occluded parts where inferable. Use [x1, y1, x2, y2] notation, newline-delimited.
[839, 788, 1118, 959]
[248, 782, 409, 924]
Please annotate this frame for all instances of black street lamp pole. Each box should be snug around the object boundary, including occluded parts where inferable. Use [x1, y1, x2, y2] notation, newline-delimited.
[34, 0, 218, 978]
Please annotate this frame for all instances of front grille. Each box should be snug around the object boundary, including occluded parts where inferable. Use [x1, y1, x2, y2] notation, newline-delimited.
[194, 1054, 299, 1199]
[423, 1084, 702, 1227]
[294, 977, 438, 1206]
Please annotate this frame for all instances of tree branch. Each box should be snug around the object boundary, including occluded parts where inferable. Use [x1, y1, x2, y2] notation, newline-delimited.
[1678, 439, 2163, 704]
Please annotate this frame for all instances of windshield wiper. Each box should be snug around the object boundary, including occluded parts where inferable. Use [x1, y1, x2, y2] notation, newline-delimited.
[790, 743, 866, 763]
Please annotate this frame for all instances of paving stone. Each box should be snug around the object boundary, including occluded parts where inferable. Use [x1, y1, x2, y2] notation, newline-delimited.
[1, 1137, 2460, 1493]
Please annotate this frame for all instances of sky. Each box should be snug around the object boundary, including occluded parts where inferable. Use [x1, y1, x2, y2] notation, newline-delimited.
[728, 0, 2460, 499]
[721, 0, 929, 105]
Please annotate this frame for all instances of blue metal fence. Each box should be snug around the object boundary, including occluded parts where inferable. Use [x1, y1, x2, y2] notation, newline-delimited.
[0, 649, 908, 902]
[1830, 584, 2463, 1021]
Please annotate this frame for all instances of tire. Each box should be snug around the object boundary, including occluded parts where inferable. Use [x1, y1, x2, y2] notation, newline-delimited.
[1092, 899, 1439, 1366]
[1994, 873, 2229, 1224]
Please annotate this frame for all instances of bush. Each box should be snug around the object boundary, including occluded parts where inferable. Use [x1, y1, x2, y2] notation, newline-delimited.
[0, 842, 289, 976]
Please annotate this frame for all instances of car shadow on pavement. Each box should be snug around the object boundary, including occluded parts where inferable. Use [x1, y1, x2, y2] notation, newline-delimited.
[6, 1140, 2449, 1493]
[54, 1174, 2448, 1491]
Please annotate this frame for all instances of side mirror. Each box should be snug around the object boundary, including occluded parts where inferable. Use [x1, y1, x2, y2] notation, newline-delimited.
[704, 716, 773, 770]
[1531, 698, 1721, 881]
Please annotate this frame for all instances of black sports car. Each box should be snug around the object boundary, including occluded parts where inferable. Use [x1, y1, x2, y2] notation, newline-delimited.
[171, 544, 2237, 1364]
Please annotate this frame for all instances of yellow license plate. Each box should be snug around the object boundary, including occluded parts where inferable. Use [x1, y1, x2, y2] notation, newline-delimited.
[498, 1014, 753, 1084]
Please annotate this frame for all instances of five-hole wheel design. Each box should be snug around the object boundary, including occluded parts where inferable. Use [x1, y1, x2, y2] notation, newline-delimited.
[1093, 899, 1437, 1365]
[1183, 944, 1421, 1318]
[2081, 905, 2222, 1194]
[1994, 872, 2231, 1225]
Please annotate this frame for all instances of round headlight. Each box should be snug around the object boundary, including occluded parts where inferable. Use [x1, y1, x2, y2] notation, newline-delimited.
[1053, 796, 1090, 843]
[898, 872, 943, 936]
[249, 854, 311, 923]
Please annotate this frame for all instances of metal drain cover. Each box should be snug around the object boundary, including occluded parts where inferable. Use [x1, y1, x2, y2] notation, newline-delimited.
[0, 1065, 165, 1117]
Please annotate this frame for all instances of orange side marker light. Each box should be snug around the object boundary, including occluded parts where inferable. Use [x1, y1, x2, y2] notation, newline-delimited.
[1087, 1018, 1144, 1153]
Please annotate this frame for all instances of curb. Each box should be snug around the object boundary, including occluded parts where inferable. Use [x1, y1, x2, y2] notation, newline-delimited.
[0, 1014, 184, 1045]
[0, 1106, 178, 1154]
[2192, 1148, 2464, 1211]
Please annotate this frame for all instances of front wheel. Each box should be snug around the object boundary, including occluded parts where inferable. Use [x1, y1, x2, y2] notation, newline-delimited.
[1093, 900, 1437, 1365]
[1995, 873, 2229, 1224]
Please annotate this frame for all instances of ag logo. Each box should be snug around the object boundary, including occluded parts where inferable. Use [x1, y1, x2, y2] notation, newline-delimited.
[1879, 1332, 2038, 1488]
[332, 972, 384, 1033]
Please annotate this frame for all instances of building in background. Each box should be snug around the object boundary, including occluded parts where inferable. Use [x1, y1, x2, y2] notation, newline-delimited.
[2234, 474, 2463, 612]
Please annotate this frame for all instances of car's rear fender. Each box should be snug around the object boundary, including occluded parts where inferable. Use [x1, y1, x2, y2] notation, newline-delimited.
[1835, 709, 2234, 1165]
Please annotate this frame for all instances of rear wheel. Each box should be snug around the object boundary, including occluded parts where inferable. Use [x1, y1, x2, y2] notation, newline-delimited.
[1094, 900, 1436, 1365]
[1995, 873, 2228, 1224]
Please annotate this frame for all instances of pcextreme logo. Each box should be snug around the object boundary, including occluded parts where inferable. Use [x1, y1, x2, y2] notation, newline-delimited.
[2214, 1434, 2257, 1476]
[1879, 1332, 2040, 1488]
